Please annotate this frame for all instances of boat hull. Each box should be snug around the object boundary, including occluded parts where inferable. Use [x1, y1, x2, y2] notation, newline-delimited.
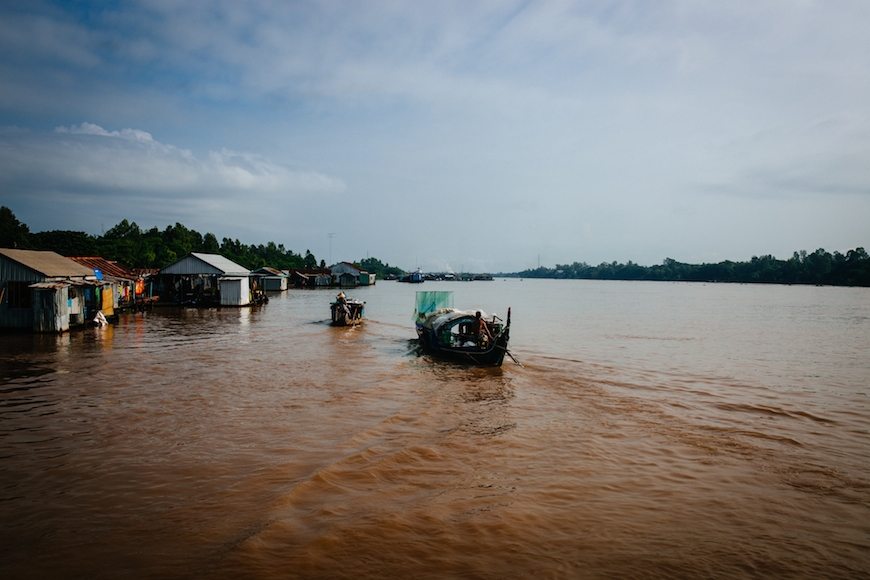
[416, 324, 510, 366]
[331, 300, 364, 326]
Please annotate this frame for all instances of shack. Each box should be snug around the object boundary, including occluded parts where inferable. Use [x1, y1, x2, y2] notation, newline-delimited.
[0, 248, 107, 332]
[252, 267, 289, 291]
[158, 252, 255, 306]
[288, 268, 333, 288]
[69, 256, 140, 309]
[329, 262, 375, 287]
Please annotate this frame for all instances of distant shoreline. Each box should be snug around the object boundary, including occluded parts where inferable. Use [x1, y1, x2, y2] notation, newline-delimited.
[499, 248, 869, 288]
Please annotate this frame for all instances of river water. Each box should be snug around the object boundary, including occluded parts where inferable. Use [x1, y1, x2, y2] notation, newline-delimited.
[1, 279, 868, 579]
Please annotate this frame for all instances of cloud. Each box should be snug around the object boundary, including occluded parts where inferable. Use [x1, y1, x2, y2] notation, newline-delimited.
[0, 123, 347, 246]
[1, 123, 345, 199]
[698, 113, 870, 199]
[0, 9, 101, 69]
[2, 1, 869, 269]
[56, 122, 155, 142]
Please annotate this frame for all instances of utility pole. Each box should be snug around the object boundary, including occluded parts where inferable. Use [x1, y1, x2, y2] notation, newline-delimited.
[327, 233, 336, 265]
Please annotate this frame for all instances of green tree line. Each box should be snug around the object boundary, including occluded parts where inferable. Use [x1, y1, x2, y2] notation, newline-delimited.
[512, 248, 870, 287]
[1, 206, 328, 271]
[1, 206, 406, 275]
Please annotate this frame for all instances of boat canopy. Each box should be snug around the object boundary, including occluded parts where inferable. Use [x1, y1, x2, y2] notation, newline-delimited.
[414, 291, 454, 320]
[426, 309, 490, 334]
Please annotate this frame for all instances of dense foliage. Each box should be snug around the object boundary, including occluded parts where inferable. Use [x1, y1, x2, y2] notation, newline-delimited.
[2, 208, 325, 271]
[511, 249, 870, 286]
[355, 257, 405, 279]
[0, 206, 30, 249]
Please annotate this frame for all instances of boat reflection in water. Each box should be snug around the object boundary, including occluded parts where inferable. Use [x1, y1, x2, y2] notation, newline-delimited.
[414, 290, 512, 366]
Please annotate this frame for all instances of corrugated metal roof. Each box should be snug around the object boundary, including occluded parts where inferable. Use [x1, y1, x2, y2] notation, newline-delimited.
[30, 279, 102, 289]
[330, 262, 364, 276]
[190, 252, 250, 275]
[0, 248, 96, 278]
[68, 256, 138, 280]
[160, 252, 250, 276]
[288, 268, 332, 275]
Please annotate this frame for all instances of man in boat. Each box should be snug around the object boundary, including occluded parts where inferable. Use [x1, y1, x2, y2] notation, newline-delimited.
[336, 292, 350, 317]
[471, 311, 493, 346]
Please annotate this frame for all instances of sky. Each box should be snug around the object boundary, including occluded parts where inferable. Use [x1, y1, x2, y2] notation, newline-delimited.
[1, 0, 868, 273]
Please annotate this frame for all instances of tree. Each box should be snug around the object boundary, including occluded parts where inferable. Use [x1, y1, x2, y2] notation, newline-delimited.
[0, 206, 31, 248]
[104, 219, 141, 240]
[30, 230, 98, 256]
[163, 223, 202, 258]
[304, 249, 318, 268]
[203, 232, 220, 253]
[357, 257, 405, 278]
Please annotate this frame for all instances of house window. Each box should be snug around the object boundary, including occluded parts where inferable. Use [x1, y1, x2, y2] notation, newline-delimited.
[6, 282, 32, 309]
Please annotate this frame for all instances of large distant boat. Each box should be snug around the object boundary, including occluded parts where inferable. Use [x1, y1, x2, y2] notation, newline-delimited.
[399, 268, 424, 283]
[413, 291, 511, 366]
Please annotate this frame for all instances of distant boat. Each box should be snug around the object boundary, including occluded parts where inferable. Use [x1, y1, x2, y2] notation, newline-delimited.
[399, 268, 424, 283]
[414, 291, 511, 366]
[330, 292, 365, 326]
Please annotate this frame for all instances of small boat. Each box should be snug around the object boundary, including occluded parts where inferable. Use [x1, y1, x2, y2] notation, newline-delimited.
[331, 292, 365, 326]
[414, 291, 511, 366]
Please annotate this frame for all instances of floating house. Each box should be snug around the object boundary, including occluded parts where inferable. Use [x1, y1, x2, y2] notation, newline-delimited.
[158, 252, 255, 306]
[252, 267, 289, 291]
[288, 268, 333, 288]
[69, 256, 141, 308]
[0, 248, 110, 333]
[330, 262, 376, 287]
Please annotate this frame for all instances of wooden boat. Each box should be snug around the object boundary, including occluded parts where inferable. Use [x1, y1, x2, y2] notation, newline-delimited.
[330, 293, 365, 326]
[414, 291, 511, 366]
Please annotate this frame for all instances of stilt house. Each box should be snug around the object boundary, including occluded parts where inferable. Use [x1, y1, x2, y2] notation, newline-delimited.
[158, 252, 254, 306]
[329, 262, 376, 287]
[0, 248, 107, 332]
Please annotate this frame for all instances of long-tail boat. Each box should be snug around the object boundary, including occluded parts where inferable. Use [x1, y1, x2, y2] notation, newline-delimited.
[414, 291, 511, 366]
[331, 292, 365, 326]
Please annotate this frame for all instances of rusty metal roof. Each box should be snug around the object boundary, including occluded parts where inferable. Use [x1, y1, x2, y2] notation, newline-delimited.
[68, 256, 138, 280]
[0, 248, 95, 278]
[29, 280, 102, 289]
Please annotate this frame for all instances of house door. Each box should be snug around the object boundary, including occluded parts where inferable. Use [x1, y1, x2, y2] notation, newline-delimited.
[83, 286, 96, 320]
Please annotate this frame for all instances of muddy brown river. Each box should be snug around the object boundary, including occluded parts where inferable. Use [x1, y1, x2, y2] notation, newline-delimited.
[1, 279, 868, 579]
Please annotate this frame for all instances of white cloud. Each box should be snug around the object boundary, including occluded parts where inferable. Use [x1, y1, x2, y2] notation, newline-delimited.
[2, 1, 869, 269]
[3, 124, 345, 198]
[56, 122, 156, 142]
